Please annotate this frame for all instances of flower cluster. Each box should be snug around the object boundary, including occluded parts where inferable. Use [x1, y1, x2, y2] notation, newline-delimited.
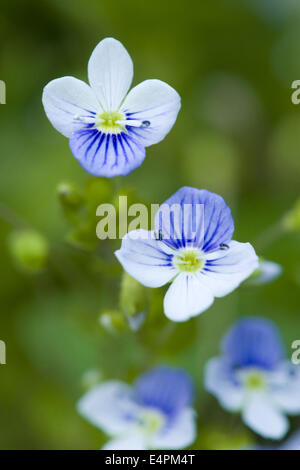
[42, 37, 295, 450]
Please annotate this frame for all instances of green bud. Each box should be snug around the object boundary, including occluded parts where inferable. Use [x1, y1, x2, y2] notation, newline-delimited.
[120, 272, 148, 319]
[8, 229, 49, 273]
[81, 369, 103, 390]
[57, 182, 83, 210]
[98, 309, 127, 334]
[282, 198, 300, 231]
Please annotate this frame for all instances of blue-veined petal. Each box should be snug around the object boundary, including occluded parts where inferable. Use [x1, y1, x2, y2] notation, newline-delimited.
[88, 38, 133, 110]
[134, 366, 194, 419]
[77, 381, 138, 436]
[42, 76, 99, 137]
[204, 358, 244, 411]
[163, 272, 214, 321]
[69, 128, 146, 177]
[155, 187, 234, 251]
[151, 409, 196, 450]
[221, 317, 284, 371]
[115, 229, 177, 287]
[201, 241, 258, 296]
[243, 394, 289, 439]
[121, 79, 181, 147]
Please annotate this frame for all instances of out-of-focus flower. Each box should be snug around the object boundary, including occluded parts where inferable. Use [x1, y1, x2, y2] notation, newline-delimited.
[8, 229, 49, 273]
[205, 317, 300, 440]
[248, 258, 282, 285]
[42, 38, 180, 177]
[115, 187, 258, 322]
[77, 366, 196, 450]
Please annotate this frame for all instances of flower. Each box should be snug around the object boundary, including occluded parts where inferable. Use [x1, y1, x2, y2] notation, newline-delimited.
[42, 38, 180, 177]
[77, 366, 196, 450]
[205, 317, 300, 440]
[115, 187, 258, 322]
[248, 258, 282, 285]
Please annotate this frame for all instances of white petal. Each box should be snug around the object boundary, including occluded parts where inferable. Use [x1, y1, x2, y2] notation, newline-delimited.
[42, 77, 99, 137]
[102, 434, 146, 450]
[88, 38, 133, 110]
[204, 358, 244, 411]
[77, 381, 138, 436]
[243, 394, 289, 440]
[121, 79, 181, 147]
[151, 408, 196, 450]
[115, 229, 177, 288]
[270, 364, 300, 414]
[202, 241, 259, 297]
[163, 273, 214, 322]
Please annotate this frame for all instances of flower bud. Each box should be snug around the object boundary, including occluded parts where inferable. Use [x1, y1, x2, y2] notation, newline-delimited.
[98, 309, 127, 334]
[282, 199, 300, 231]
[8, 229, 49, 273]
[57, 182, 83, 210]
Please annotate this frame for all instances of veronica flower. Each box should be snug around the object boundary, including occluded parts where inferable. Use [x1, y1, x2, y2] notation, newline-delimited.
[115, 187, 258, 322]
[42, 38, 180, 177]
[77, 366, 196, 450]
[205, 317, 300, 440]
[248, 258, 282, 285]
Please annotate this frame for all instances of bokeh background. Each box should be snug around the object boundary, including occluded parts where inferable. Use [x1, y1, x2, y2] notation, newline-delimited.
[1, 0, 300, 449]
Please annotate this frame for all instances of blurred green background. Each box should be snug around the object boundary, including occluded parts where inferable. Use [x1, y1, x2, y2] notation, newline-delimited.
[1, 0, 300, 449]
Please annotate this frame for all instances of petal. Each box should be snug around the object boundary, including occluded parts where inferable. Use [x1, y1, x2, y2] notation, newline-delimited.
[115, 229, 177, 287]
[221, 317, 284, 370]
[151, 409, 196, 450]
[249, 259, 282, 285]
[279, 430, 300, 450]
[121, 79, 181, 147]
[270, 363, 300, 414]
[134, 366, 194, 418]
[88, 38, 133, 110]
[243, 394, 289, 439]
[42, 76, 99, 137]
[77, 381, 138, 436]
[163, 273, 214, 322]
[69, 129, 146, 177]
[201, 241, 259, 297]
[102, 434, 146, 450]
[155, 187, 234, 251]
[204, 358, 244, 411]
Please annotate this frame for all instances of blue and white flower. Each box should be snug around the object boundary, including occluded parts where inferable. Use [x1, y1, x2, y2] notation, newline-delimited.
[115, 187, 258, 322]
[77, 366, 196, 450]
[205, 317, 300, 440]
[42, 38, 180, 177]
[248, 258, 282, 285]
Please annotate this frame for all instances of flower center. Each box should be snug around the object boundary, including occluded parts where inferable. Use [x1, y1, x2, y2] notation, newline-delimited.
[242, 369, 266, 391]
[95, 110, 125, 133]
[137, 409, 165, 436]
[174, 248, 204, 273]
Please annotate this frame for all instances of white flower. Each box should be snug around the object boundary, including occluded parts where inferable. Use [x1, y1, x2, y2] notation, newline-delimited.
[205, 317, 300, 440]
[42, 38, 180, 177]
[115, 187, 258, 322]
[77, 366, 196, 450]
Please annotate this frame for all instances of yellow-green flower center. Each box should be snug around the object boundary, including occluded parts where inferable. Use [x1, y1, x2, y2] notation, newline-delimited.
[243, 370, 266, 391]
[96, 111, 125, 133]
[137, 409, 165, 436]
[174, 249, 204, 273]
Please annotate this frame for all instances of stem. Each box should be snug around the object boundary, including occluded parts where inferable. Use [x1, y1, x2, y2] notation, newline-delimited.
[253, 219, 285, 252]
